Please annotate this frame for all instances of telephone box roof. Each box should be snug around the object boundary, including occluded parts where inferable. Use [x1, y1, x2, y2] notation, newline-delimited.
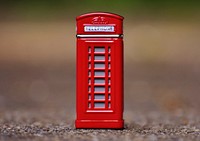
[76, 12, 124, 20]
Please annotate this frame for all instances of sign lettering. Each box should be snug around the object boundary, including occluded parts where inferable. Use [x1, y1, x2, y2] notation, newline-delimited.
[84, 26, 114, 32]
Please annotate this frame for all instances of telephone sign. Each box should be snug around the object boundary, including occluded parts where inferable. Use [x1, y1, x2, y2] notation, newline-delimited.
[84, 26, 115, 32]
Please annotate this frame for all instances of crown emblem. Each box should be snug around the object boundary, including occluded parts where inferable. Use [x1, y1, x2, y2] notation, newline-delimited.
[92, 16, 108, 24]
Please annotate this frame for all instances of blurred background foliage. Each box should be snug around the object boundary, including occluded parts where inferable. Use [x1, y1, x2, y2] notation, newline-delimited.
[0, 0, 200, 114]
[0, 0, 200, 21]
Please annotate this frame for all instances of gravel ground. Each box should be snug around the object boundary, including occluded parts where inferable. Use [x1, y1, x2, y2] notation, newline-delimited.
[0, 109, 199, 141]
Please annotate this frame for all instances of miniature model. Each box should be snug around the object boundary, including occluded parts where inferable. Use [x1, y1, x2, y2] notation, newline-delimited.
[76, 12, 124, 129]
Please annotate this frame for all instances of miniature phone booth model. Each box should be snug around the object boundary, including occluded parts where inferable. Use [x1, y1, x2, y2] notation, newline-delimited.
[76, 12, 124, 129]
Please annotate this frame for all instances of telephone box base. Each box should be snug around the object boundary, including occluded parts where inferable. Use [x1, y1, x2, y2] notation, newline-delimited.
[75, 119, 124, 129]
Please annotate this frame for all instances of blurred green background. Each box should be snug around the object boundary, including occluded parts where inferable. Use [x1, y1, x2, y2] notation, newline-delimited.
[1, 0, 200, 21]
[0, 0, 200, 116]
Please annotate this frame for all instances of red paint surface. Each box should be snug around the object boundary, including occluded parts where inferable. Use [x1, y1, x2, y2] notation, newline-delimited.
[76, 12, 124, 129]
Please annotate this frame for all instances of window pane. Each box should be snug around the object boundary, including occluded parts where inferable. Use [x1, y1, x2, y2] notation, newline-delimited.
[108, 63, 111, 69]
[94, 47, 105, 53]
[88, 71, 91, 76]
[88, 47, 91, 53]
[94, 55, 105, 61]
[88, 78, 91, 84]
[94, 78, 105, 84]
[88, 63, 91, 68]
[94, 94, 105, 100]
[108, 86, 111, 92]
[94, 102, 105, 108]
[94, 63, 105, 69]
[88, 102, 91, 108]
[94, 86, 105, 92]
[88, 86, 91, 92]
[94, 71, 105, 77]
[108, 102, 111, 108]
[88, 94, 91, 100]
[108, 47, 111, 53]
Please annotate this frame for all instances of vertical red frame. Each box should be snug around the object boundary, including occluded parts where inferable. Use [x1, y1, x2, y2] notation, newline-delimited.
[76, 12, 124, 129]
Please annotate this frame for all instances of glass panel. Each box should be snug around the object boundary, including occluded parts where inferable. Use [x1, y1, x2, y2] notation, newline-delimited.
[88, 86, 91, 92]
[94, 102, 105, 108]
[94, 47, 105, 53]
[94, 78, 105, 84]
[108, 86, 111, 92]
[88, 63, 91, 68]
[108, 78, 111, 84]
[88, 78, 91, 84]
[108, 47, 111, 53]
[88, 55, 91, 61]
[94, 71, 105, 77]
[108, 71, 111, 76]
[108, 63, 111, 69]
[94, 94, 105, 100]
[88, 47, 91, 53]
[94, 55, 105, 61]
[108, 94, 111, 100]
[94, 63, 105, 69]
[88, 71, 91, 76]
[88, 94, 91, 100]
[88, 102, 91, 108]
[108, 102, 111, 108]
[108, 55, 111, 61]
[94, 86, 105, 92]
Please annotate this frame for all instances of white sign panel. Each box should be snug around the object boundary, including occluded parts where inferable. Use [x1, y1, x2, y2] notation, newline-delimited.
[84, 26, 114, 32]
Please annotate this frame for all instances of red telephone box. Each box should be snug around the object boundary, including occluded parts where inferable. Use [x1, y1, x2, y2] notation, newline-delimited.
[76, 12, 124, 129]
